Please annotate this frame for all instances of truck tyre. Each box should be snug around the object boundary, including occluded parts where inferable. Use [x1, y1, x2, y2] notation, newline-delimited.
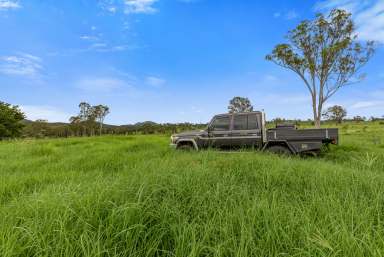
[301, 150, 319, 158]
[267, 145, 292, 155]
[177, 143, 195, 151]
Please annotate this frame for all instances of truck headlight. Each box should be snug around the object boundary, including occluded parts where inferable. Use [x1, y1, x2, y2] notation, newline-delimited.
[171, 136, 179, 143]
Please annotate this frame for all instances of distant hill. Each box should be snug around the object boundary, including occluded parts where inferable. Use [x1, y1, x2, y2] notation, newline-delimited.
[21, 119, 207, 138]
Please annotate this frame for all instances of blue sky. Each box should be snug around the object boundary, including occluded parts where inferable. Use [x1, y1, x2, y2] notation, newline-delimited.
[1, 0, 383, 124]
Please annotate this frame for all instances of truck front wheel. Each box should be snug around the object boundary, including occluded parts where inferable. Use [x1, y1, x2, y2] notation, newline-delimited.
[266, 145, 292, 156]
[177, 143, 195, 151]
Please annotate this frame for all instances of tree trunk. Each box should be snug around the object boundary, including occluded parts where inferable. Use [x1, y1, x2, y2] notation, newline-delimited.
[314, 115, 321, 128]
[316, 97, 324, 129]
[312, 94, 321, 128]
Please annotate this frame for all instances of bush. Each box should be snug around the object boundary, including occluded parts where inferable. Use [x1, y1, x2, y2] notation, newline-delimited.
[0, 101, 25, 139]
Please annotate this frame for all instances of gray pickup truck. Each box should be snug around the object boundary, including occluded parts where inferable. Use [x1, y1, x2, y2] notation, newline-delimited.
[170, 111, 338, 155]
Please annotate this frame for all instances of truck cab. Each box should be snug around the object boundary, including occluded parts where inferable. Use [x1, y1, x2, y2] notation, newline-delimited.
[170, 111, 338, 155]
[206, 112, 265, 148]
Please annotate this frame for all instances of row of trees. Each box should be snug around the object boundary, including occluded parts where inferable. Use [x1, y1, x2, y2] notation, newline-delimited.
[22, 119, 206, 138]
[0, 101, 111, 139]
[69, 102, 110, 136]
[0, 101, 207, 139]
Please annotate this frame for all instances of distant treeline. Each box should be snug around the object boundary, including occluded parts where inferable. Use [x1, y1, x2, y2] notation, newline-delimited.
[22, 120, 207, 138]
[271, 116, 384, 126]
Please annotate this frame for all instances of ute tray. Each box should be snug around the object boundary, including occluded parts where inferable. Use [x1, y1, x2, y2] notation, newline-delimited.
[267, 128, 338, 143]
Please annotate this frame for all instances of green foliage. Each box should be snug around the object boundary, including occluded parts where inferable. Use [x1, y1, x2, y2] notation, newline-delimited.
[93, 105, 110, 135]
[1, 122, 384, 256]
[69, 102, 110, 136]
[266, 9, 375, 127]
[23, 120, 207, 138]
[228, 96, 254, 113]
[322, 105, 347, 123]
[0, 101, 25, 139]
[23, 119, 50, 138]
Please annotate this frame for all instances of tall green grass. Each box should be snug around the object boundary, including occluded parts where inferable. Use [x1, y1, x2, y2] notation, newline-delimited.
[1, 122, 384, 256]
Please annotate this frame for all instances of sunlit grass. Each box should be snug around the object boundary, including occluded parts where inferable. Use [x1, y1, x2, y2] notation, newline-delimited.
[0, 123, 384, 256]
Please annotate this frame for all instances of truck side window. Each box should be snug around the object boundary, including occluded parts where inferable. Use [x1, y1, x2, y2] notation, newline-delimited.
[233, 115, 248, 130]
[248, 114, 259, 130]
[211, 117, 230, 131]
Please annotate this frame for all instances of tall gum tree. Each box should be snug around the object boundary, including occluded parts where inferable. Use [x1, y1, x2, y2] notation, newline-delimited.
[266, 9, 375, 128]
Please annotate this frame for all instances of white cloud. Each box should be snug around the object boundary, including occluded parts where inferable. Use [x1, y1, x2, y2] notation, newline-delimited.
[146, 76, 166, 87]
[0, 53, 43, 78]
[285, 10, 299, 20]
[350, 100, 384, 109]
[0, 0, 20, 10]
[88, 43, 131, 52]
[324, 88, 384, 117]
[273, 10, 299, 20]
[315, 0, 384, 43]
[80, 35, 100, 41]
[107, 6, 117, 13]
[75, 77, 129, 92]
[91, 43, 108, 48]
[99, 0, 116, 13]
[124, 0, 157, 14]
[20, 105, 71, 123]
[79, 28, 132, 53]
[99, 0, 158, 14]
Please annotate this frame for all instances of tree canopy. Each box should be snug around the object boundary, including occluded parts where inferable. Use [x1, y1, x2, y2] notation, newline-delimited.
[266, 9, 375, 128]
[69, 102, 110, 136]
[322, 105, 347, 124]
[0, 101, 25, 139]
[228, 97, 254, 113]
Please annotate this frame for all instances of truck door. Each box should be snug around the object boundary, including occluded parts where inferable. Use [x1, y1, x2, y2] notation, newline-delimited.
[231, 113, 262, 148]
[208, 115, 232, 148]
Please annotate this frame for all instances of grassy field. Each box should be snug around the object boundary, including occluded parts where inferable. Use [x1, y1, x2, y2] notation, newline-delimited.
[1, 122, 384, 257]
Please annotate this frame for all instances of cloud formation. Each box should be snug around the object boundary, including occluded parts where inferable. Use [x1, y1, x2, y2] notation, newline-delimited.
[99, 0, 158, 14]
[273, 10, 299, 20]
[89, 43, 132, 52]
[0, 0, 20, 10]
[75, 77, 129, 92]
[20, 105, 71, 122]
[80, 35, 100, 41]
[350, 100, 384, 109]
[315, 0, 384, 43]
[0, 53, 43, 78]
[124, 0, 157, 14]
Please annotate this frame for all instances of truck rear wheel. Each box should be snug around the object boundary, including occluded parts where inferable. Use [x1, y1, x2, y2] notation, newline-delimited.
[267, 145, 292, 155]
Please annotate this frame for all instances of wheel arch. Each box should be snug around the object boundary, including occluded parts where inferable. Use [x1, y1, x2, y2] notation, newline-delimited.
[262, 140, 296, 154]
[176, 139, 199, 150]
